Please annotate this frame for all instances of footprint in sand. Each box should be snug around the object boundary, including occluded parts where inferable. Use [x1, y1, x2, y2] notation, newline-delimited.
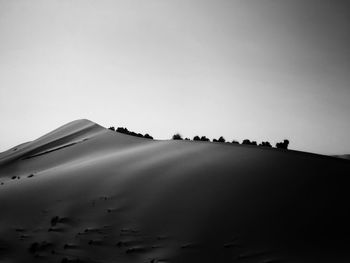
[61, 257, 84, 263]
[20, 234, 31, 240]
[14, 227, 26, 232]
[63, 243, 79, 249]
[28, 241, 53, 254]
[120, 228, 139, 234]
[125, 246, 148, 254]
[149, 259, 169, 263]
[180, 243, 200, 249]
[223, 241, 240, 248]
[106, 207, 120, 213]
[88, 239, 103, 246]
[48, 227, 65, 232]
[116, 239, 141, 248]
[262, 260, 281, 263]
[51, 216, 60, 226]
[51, 216, 71, 226]
[236, 251, 267, 261]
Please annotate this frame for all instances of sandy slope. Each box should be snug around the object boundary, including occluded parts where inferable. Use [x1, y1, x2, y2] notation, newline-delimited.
[333, 154, 350, 161]
[0, 119, 350, 263]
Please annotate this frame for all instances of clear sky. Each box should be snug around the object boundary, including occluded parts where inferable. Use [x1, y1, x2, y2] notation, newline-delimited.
[1, 0, 350, 155]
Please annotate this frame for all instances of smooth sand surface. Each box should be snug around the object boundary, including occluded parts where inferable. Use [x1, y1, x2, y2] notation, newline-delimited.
[1, 119, 350, 263]
[333, 154, 350, 161]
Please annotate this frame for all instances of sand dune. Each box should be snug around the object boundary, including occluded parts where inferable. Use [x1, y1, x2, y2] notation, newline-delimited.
[0, 119, 350, 263]
[0, 119, 105, 163]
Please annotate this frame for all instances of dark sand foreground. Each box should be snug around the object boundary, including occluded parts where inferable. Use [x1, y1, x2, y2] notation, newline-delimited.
[1, 120, 350, 263]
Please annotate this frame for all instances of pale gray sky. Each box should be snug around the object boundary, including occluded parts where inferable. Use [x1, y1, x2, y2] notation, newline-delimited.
[1, 0, 350, 155]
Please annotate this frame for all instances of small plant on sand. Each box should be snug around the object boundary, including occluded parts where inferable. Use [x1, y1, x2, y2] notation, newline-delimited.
[113, 126, 153, 140]
[144, 134, 153, 139]
[218, 136, 225, 143]
[259, 141, 272, 147]
[276, 139, 289, 149]
[242, 139, 256, 146]
[200, 136, 210, 142]
[172, 133, 183, 140]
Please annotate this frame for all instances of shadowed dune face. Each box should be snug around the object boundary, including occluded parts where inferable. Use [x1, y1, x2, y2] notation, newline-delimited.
[333, 154, 350, 161]
[1, 120, 350, 263]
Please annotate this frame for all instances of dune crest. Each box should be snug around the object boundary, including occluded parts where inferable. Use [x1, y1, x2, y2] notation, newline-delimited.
[0, 119, 106, 164]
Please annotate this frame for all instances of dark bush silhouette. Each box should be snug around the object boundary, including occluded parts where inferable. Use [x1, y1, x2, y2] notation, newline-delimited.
[172, 133, 183, 140]
[200, 136, 210, 142]
[213, 137, 225, 143]
[259, 141, 272, 147]
[242, 139, 257, 146]
[116, 127, 128, 134]
[193, 136, 201, 141]
[185, 138, 190, 140]
[108, 127, 115, 131]
[144, 134, 153, 139]
[231, 140, 239, 144]
[276, 139, 289, 149]
[242, 139, 251, 145]
[114, 127, 153, 139]
[218, 136, 225, 143]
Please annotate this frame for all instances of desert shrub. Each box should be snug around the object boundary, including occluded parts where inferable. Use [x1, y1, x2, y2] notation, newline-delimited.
[200, 136, 210, 142]
[144, 134, 153, 139]
[259, 141, 272, 147]
[276, 139, 289, 149]
[242, 139, 258, 146]
[193, 136, 200, 141]
[116, 127, 128, 134]
[218, 136, 225, 143]
[231, 140, 239, 144]
[213, 137, 225, 143]
[108, 127, 115, 131]
[115, 127, 153, 140]
[242, 139, 251, 145]
[172, 133, 183, 140]
[185, 138, 190, 140]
